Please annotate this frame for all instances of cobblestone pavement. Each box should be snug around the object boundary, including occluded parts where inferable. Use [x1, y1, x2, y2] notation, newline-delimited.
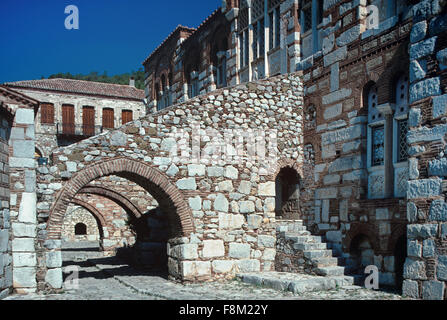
[4, 251, 412, 301]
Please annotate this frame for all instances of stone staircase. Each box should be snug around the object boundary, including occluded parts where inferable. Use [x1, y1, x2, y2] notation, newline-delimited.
[276, 220, 351, 279]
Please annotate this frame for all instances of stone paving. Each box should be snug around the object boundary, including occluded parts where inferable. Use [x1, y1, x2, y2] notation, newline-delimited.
[3, 249, 413, 300]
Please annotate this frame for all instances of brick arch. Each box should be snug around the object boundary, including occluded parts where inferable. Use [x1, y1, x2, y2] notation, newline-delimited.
[70, 198, 106, 239]
[47, 158, 194, 239]
[343, 223, 380, 254]
[267, 157, 301, 181]
[78, 186, 143, 219]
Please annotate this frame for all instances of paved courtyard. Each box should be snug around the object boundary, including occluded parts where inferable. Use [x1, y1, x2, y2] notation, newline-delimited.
[3, 247, 411, 301]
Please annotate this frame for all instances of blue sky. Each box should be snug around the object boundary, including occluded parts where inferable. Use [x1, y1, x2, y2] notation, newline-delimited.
[0, 0, 221, 83]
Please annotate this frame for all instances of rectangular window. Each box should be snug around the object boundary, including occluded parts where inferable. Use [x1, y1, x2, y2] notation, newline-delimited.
[302, 4, 312, 33]
[275, 7, 281, 47]
[122, 110, 133, 125]
[372, 125, 385, 166]
[259, 18, 265, 57]
[253, 22, 258, 59]
[102, 108, 114, 129]
[397, 119, 409, 162]
[41, 103, 54, 124]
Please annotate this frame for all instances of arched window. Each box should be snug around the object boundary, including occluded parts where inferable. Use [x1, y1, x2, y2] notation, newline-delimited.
[75, 223, 87, 236]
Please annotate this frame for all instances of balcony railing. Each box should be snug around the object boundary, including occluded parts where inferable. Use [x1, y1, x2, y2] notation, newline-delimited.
[56, 124, 103, 137]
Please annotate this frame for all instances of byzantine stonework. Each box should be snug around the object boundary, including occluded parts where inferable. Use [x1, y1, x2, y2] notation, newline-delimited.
[1, 0, 447, 301]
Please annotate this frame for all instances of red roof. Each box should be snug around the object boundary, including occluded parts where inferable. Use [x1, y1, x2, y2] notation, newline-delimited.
[4, 78, 145, 101]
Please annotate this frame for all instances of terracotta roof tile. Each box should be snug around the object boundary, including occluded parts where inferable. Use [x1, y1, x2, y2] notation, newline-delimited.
[3, 78, 145, 101]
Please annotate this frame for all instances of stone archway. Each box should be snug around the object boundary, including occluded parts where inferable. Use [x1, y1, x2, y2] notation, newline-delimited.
[47, 158, 194, 240]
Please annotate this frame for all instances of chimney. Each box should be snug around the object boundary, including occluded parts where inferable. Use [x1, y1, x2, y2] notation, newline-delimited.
[129, 77, 135, 87]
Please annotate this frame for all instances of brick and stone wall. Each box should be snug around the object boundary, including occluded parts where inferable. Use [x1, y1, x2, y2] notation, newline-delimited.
[33, 73, 303, 289]
[402, 0, 447, 300]
[0, 117, 12, 299]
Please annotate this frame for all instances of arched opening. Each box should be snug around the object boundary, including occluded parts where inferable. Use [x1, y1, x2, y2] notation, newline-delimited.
[394, 234, 407, 292]
[74, 223, 87, 236]
[47, 158, 194, 281]
[275, 167, 300, 220]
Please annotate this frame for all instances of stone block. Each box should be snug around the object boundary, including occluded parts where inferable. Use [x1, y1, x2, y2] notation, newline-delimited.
[258, 182, 275, 196]
[432, 94, 447, 119]
[18, 193, 36, 224]
[247, 214, 263, 229]
[214, 194, 229, 213]
[410, 36, 437, 60]
[13, 267, 36, 288]
[410, 60, 427, 83]
[236, 259, 261, 272]
[176, 178, 197, 191]
[188, 164, 206, 177]
[12, 223, 36, 238]
[407, 179, 442, 199]
[422, 239, 435, 258]
[429, 200, 447, 221]
[408, 240, 422, 258]
[229, 243, 251, 259]
[257, 235, 275, 248]
[218, 213, 244, 230]
[411, 21, 427, 43]
[239, 201, 255, 214]
[218, 180, 234, 192]
[437, 255, 447, 281]
[0, 230, 8, 253]
[195, 261, 211, 277]
[46, 251, 62, 268]
[202, 240, 225, 258]
[407, 224, 438, 239]
[13, 140, 34, 158]
[402, 280, 419, 299]
[15, 108, 34, 125]
[212, 260, 234, 274]
[12, 238, 34, 252]
[323, 46, 347, 67]
[403, 258, 427, 280]
[238, 181, 252, 195]
[224, 166, 238, 179]
[322, 88, 352, 105]
[422, 280, 445, 300]
[188, 197, 202, 211]
[45, 268, 63, 289]
[410, 77, 441, 103]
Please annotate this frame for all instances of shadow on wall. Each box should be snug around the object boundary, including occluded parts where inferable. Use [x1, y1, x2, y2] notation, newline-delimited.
[116, 208, 170, 273]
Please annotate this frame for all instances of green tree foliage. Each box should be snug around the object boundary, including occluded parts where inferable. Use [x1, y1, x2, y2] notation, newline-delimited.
[48, 68, 145, 90]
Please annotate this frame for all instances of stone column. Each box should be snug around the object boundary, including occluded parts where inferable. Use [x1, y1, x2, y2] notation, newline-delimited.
[9, 106, 38, 294]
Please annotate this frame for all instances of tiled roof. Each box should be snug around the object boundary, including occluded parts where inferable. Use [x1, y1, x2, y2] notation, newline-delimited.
[142, 25, 196, 65]
[3, 78, 145, 101]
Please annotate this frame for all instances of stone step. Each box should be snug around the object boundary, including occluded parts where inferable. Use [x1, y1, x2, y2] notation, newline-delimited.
[290, 235, 322, 244]
[303, 250, 333, 259]
[311, 257, 340, 268]
[282, 231, 311, 240]
[237, 272, 355, 295]
[293, 242, 327, 251]
[314, 266, 346, 277]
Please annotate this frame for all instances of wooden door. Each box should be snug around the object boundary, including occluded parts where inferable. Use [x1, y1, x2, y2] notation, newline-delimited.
[82, 106, 95, 136]
[62, 105, 75, 135]
[122, 110, 133, 125]
[102, 108, 114, 129]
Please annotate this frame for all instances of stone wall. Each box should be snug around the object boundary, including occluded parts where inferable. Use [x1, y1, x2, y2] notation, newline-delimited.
[402, 0, 447, 300]
[62, 206, 101, 242]
[33, 73, 303, 289]
[0, 127, 11, 299]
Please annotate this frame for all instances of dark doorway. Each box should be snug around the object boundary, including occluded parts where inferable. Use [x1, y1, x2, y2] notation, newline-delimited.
[394, 234, 407, 292]
[275, 167, 300, 219]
